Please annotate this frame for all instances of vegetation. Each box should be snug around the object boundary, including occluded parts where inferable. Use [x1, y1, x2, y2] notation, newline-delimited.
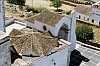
[6, 0, 26, 16]
[26, 6, 48, 13]
[6, 0, 26, 6]
[76, 25, 94, 41]
[51, 0, 63, 11]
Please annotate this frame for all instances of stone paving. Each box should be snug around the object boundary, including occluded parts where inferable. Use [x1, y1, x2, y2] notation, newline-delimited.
[70, 44, 100, 66]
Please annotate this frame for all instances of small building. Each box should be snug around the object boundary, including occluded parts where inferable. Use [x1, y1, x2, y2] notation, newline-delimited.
[75, 4, 91, 21]
[75, 2, 100, 26]
[10, 28, 71, 66]
[25, 11, 76, 51]
[10, 11, 76, 66]
[0, 1, 77, 65]
[91, 1, 100, 26]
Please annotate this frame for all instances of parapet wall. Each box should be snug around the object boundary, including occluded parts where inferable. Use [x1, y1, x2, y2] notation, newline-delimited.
[0, 37, 11, 66]
[65, 0, 95, 5]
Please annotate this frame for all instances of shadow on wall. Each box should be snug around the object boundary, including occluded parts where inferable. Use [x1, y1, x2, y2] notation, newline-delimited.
[69, 49, 89, 66]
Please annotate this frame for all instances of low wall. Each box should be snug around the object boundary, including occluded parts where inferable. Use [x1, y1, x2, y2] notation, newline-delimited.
[5, 18, 14, 26]
[65, 0, 95, 5]
[29, 46, 70, 66]
[76, 41, 100, 51]
[0, 39, 11, 66]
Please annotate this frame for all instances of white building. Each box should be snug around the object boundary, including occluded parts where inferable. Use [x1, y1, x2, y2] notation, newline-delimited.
[90, 1, 100, 25]
[25, 11, 76, 51]
[10, 28, 71, 66]
[75, 1, 100, 26]
[75, 4, 91, 21]
[0, 0, 77, 65]
[10, 11, 77, 66]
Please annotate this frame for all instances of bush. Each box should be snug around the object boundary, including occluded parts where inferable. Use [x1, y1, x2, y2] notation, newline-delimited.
[51, 0, 63, 11]
[26, 5, 48, 13]
[76, 25, 94, 41]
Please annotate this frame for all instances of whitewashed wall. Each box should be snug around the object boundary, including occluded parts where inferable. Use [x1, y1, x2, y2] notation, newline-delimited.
[70, 11, 76, 51]
[54, 17, 71, 41]
[5, 18, 14, 26]
[90, 8, 100, 26]
[92, 8, 100, 15]
[24, 21, 35, 28]
[29, 46, 70, 66]
[0, 0, 5, 31]
[75, 8, 100, 26]
[0, 39, 10, 66]
[55, 13, 77, 51]
[76, 12, 89, 21]
[34, 20, 55, 36]
[34, 15, 76, 51]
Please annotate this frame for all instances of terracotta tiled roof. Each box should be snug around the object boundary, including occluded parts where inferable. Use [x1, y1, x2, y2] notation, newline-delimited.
[10, 29, 58, 56]
[24, 14, 39, 23]
[75, 5, 91, 15]
[35, 11, 63, 27]
[10, 29, 25, 44]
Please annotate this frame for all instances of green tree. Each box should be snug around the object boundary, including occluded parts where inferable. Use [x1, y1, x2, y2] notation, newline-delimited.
[76, 25, 94, 41]
[52, 0, 63, 11]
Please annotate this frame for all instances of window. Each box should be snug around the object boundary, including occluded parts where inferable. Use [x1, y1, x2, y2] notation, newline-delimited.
[43, 25, 47, 31]
[79, 15, 81, 19]
[99, 22, 100, 26]
[92, 19, 94, 23]
[84, 17, 85, 20]
[87, 18, 89, 21]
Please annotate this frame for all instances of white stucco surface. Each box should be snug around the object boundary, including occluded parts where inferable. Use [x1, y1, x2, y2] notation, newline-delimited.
[34, 21, 55, 35]
[25, 21, 35, 28]
[54, 17, 71, 38]
[6, 23, 26, 36]
[26, 44, 70, 66]
[11, 11, 77, 66]
[76, 12, 89, 20]
[75, 3, 100, 26]
[0, 0, 5, 31]
[0, 41, 11, 66]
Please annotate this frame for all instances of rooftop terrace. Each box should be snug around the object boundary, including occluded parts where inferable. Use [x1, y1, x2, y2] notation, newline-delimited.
[70, 43, 100, 66]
